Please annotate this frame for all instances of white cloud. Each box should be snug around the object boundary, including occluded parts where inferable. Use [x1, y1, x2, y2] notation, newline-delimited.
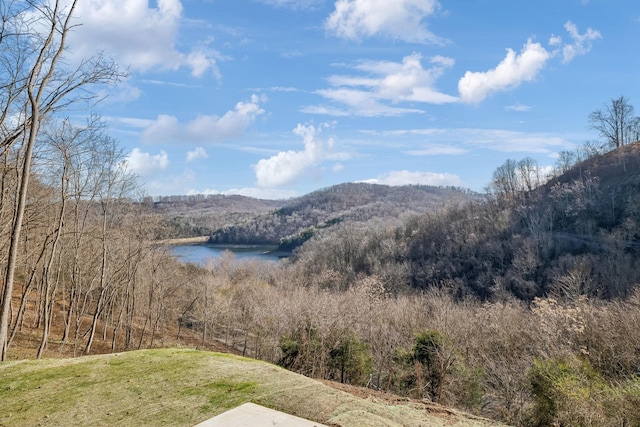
[459, 128, 574, 154]
[325, 0, 444, 44]
[362, 170, 463, 187]
[561, 21, 601, 64]
[267, 86, 300, 92]
[549, 35, 562, 47]
[253, 122, 349, 188]
[139, 169, 199, 196]
[457, 22, 601, 103]
[188, 187, 299, 200]
[96, 82, 142, 104]
[142, 95, 265, 143]
[405, 144, 468, 156]
[505, 104, 532, 112]
[64, 0, 220, 77]
[458, 39, 551, 104]
[307, 88, 425, 117]
[307, 53, 458, 117]
[538, 165, 555, 180]
[126, 148, 169, 176]
[361, 127, 576, 154]
[186, 147, 208, 162]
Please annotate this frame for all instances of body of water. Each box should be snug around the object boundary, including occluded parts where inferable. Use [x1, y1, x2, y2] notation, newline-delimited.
[170, 244, 285, 265]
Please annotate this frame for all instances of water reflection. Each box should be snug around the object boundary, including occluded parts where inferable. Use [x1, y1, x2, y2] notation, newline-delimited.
[170, 244, 285, 265]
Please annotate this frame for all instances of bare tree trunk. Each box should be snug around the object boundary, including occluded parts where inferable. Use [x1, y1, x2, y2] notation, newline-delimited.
[177, 297, 198, 341]
[84, 209, 109, 355]
[7, 234, 50, 348]
[37, 164, 67, 358]
[1, 117, 39, 360]
[125, 280, 136, 349]
[84, 287, 105, 356]
[59, 286, 74, 352]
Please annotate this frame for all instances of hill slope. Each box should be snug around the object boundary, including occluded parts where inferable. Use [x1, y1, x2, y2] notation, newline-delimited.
[208, 183, 476, 247]
[0, 348, 500, 427]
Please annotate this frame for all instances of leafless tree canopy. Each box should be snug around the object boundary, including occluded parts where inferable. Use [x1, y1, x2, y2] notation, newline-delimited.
[589, 95, 640, 149]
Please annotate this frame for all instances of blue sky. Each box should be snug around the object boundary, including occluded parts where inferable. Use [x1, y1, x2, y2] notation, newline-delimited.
[64, 0, 640, 199]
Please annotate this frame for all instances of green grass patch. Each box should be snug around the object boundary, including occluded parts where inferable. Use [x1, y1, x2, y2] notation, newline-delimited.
[0, 348, 498, 427]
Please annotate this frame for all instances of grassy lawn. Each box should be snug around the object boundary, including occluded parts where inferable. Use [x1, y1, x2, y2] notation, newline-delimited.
[0, 348, 500, 426]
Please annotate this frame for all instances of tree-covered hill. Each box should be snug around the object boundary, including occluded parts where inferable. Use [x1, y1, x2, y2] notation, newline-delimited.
[151, 194, 285, 238]
[206, 183, 478, 248]
[289, 143, 640, 300]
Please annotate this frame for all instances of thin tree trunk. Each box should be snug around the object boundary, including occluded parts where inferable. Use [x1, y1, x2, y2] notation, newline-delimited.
[0, 122, 38, 360]
[84, 287, 105, 355]
[37, 169, 67, 358]
[84, 201, 109, 355]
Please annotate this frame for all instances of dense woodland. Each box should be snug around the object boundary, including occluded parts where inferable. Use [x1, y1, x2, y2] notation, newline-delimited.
[204, 183, 477, 249]
[4, 3, 640, 427]
[152, 194, 284, 238]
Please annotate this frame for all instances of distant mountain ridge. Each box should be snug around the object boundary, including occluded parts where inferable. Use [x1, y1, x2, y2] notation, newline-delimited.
[206, 182, 478, 248]
[152, 193, 284, 215]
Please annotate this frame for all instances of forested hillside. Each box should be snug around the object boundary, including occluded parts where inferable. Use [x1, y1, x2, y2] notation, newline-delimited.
[150, 194, 284, 238]
[290, 143, 640, 300]
[207, 183, 477, 249]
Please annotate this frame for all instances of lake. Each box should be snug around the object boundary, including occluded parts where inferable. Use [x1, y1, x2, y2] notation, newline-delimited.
[170, 244, 285, 265]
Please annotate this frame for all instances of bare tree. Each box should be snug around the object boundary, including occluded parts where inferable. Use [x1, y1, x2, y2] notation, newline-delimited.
[488, 159, 519, 200]
[0, 1, 123, 360]
[516, 157, 541, 192]
[554, 150, 576, 175]
[589, 96, 640, 150]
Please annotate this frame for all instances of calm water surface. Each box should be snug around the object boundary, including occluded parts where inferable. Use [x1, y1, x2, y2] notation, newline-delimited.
[171, 244, 284, 265]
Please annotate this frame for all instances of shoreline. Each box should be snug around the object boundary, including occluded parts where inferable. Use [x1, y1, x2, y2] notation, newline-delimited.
[156, 236, 210, 245]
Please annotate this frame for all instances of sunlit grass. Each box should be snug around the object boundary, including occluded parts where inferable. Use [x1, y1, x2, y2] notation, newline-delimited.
[0, 348, 497, 426]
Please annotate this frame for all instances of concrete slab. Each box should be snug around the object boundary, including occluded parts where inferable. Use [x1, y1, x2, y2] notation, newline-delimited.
[194, 402, 328, 427]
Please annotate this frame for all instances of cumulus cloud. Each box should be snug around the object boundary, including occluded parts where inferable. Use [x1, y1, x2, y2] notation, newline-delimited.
[325, 0, 444, 44]
[126, 148, 169, 176]
[142, 95, 265, 143]
[458, 39, 551, 104]
[64, 0, 220, 77]
[458, 22, 600, 104]
[186, 147, 208, 162]
[306, 53, 458, 117]
[561, 21, 602, 63]
[361, 170, 463, 187]
[253, 122, 349, 188]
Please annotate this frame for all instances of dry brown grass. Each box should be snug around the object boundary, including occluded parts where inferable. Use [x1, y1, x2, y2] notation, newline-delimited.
[0, 348, 504, 427]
